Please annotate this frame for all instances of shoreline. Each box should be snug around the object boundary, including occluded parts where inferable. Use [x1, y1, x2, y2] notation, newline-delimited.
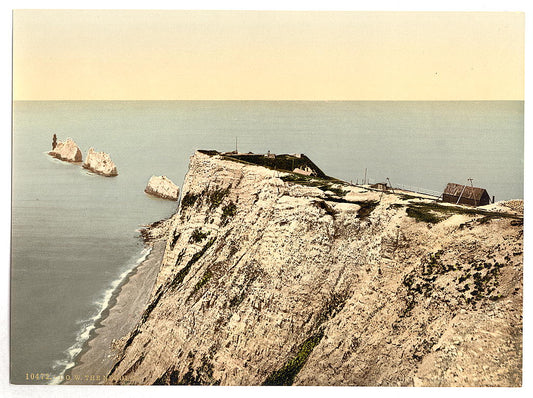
[60, 239, 166, 385]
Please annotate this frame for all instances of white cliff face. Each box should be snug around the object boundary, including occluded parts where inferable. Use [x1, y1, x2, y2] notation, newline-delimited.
[106, 151, 523, 387]
[83, 148, 118, 177]
[145, 176, 180, 201]
[49, 138, 83, 163]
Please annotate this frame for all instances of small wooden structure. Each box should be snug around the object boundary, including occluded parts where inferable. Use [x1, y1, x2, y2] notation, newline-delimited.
[371, 182, 389, 191]
[442, 182, 491, 206]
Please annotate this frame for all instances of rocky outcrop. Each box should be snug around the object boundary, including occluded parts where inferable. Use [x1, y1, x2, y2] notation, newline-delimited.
[48, 138, 82, 163]
[106, 151, 523, 387]
[83, 148, 118, 177]
[144, 176, 180, 201]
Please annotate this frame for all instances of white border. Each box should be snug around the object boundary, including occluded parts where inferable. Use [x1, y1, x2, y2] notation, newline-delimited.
[2, 1, 531, 398]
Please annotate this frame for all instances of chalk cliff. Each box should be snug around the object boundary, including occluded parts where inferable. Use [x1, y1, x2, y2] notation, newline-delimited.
[83, 148, 118, 177]
[145, 176, 180, 201]
[107, 151, 523, 386]
[48, 138, 83, 163]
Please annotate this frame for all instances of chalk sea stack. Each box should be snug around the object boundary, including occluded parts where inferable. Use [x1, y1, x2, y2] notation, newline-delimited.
[83, 148, 118, 177]
[144, 175, 180, 201]
[48, 138, 82, 163]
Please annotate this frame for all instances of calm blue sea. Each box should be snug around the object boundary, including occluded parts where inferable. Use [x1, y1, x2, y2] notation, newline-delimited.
[10, 100, 523, 384]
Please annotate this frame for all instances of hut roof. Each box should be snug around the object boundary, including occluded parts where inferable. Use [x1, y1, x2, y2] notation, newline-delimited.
[443, 183, 488, 201]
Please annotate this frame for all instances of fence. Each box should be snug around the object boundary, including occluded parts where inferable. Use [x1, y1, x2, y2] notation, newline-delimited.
[351, 178, 441, 199]
[393, 183, 442, 198]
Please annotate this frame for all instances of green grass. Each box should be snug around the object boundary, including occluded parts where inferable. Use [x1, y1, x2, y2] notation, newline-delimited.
[222, 153, 327, 178]
[280, 173, 323, 184]
[192, 269, 213, 294]
[208, 188, 229, 210]
[397, 193, 418, 200]
[190, 228, 209, 243]
[400, 249, 506, 318]
[199, 151, 328, 178]
[262, 291, 346, 385]
[221, 202, 237, 226]
[405, 202, 520, 224]
[406, 206, 444, 224]
[181, 187, 231, 212]
[281, 173, 352, 202]
[197, 149, 220, 156]
[322, 185, 348, 197]
[281, 173, 342, 187]
[181, 192, 200, 209]
[170, 238, 216, 290]
[262, 331, 324, 386]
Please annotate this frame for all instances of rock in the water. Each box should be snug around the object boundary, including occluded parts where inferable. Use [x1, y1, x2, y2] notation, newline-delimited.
[48, 138, 82, 162]
[83, 147, 118, 177]
[144, 175, 180, 201]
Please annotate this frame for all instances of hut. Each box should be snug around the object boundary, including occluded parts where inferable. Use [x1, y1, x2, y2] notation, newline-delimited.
[442, 183, 491, 206]
[370, 182, 389, 191]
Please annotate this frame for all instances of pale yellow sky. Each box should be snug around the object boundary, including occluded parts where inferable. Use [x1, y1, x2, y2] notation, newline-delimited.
[13, 10, 524, 100]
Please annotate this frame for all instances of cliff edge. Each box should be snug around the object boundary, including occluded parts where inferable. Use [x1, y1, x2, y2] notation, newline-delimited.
[106, 151, 523, 386]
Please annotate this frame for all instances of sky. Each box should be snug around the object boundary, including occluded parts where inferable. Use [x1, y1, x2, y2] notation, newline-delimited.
[12, 9, 524, 101]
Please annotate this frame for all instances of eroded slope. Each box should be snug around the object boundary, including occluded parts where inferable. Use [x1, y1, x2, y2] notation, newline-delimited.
[107, 151, 522, 386]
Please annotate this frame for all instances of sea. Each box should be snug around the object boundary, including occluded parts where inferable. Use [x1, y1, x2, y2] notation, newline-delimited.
[10, 100, 524, 384]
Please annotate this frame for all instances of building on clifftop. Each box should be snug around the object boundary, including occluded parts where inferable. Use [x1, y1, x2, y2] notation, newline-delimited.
[442, 182, 491, 206]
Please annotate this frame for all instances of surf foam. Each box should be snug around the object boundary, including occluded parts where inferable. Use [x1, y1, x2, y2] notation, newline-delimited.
[49, 246, 152, 385]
